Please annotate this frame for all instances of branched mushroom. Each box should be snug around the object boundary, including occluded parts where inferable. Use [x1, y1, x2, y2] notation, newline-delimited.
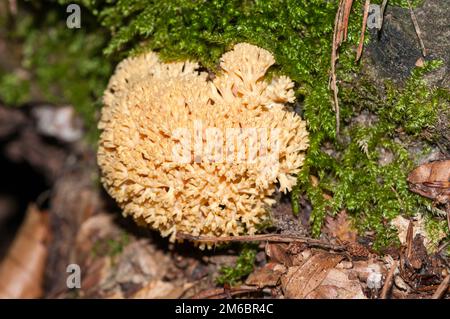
[97, 43, 309, 246]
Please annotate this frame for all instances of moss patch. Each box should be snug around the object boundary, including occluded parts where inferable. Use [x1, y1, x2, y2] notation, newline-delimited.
[216, 244, 258, 286]
[0, 5, 111, 142]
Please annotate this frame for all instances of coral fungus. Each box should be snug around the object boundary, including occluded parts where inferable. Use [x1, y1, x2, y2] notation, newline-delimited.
[98, 43, 309, 242]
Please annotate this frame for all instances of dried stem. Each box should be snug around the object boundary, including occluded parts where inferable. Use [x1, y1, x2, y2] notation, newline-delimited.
[407, 0, 427, 56]
[446, 205, 450, 232]
[406, 220, 414, 260]
[330, 0, 355, 136]
[343, 0, 354, 40]
[330, 0, 344, 136]
[380, 260, 397, 299]
[356, 0, 370, 61]
[432, 275, 449, 299]
[177, 233, 345, 251]
[380, 0, 389, 30]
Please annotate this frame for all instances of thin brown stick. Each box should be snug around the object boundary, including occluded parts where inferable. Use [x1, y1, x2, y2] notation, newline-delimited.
[432, 275, 450, 299]
[437, 240, 449, 254]
[356, 0, 370, 61]
[446, 206, 450, 232]
[343, 0, 354, 40]
[380, 0, 389, 30]
[406, 220, 414, 260]
[380, 260, 397, 299]
[177, 233, 345, 251]
[330, 0, 346, 136]
[406, 0, 426, 56]
[416, 285, 440, 292]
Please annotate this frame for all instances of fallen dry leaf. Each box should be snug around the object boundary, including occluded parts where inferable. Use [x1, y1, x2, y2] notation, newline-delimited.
[391, 215, 446, 252]
[245, 263, 287, 288]
[281, 251, 344, 298]
[132, 280, 186, 299]
[407, 160, 450, 204]
[0, 205, 49, 298]
[265, 243, 292, 266]
[72, 213, 185, 298]
[306, 268, 366, 299]
[350, 260, 387, 290]
[324, 210, 357, 243]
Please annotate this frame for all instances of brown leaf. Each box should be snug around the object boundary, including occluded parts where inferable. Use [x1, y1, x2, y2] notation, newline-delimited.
[245, 263, 287, 288]
[0, 205, 49, 298]
[391, 215, 445, 252]
[324, 210, 357, 243]
[265, 243, 293, 266]
[281, 251, 344, 298]
[132, 280, 185, 299]
[407, 160, 450, 204]
[350, 260, 387, 289]
[344, 241, 371, 258]
[71, 213, 176, 298]
[306, 269, 366, 299]
[409, 235, 428, 270]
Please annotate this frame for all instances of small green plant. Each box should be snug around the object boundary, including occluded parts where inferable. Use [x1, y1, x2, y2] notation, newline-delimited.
[216, 244, 258, 286]
[92, 232, 130, 258]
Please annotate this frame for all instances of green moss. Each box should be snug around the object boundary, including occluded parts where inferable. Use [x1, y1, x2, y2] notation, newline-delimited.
[299, 60, 448, 250]
[216, 244, 258, 286]
[0, 73, 30, 105]
[92, 232, 130, 258]
[385, 0, 424, 7]
[425, 213, 449, 253]
[0, 6, 111, 142]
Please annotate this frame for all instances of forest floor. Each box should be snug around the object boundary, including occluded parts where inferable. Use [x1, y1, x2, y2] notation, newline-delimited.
[0, 101, 448, 299]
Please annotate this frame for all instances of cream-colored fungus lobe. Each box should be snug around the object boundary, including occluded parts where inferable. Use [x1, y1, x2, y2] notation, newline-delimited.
[97, 43, 309, 245]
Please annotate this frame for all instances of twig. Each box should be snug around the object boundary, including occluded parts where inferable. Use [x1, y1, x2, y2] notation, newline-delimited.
[330, 0, 346, 136]
[330, 0, 342, 135]
[390, 186, 405, 212]
[379, 0, 389, 30]
[343, 0, 354, 40]
[446, 204, 450, 232]
[437, 240, 449, 254]
[405, 219, 414, 260]
[177, 233, 345, 251]
[416, 285, 440, 292]
[356, 0, 370, 61]
[330, 0, 355, 136]
[406, 0, 426, 57]
[432, 275, 450, 299]
[380, 260, 397, 299]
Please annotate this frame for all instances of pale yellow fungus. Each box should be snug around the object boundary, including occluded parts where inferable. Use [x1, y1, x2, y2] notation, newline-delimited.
[98, 43, 309, 245]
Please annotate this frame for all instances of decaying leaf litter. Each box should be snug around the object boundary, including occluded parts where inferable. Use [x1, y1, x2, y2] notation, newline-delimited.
[0, 110, 448, 300]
